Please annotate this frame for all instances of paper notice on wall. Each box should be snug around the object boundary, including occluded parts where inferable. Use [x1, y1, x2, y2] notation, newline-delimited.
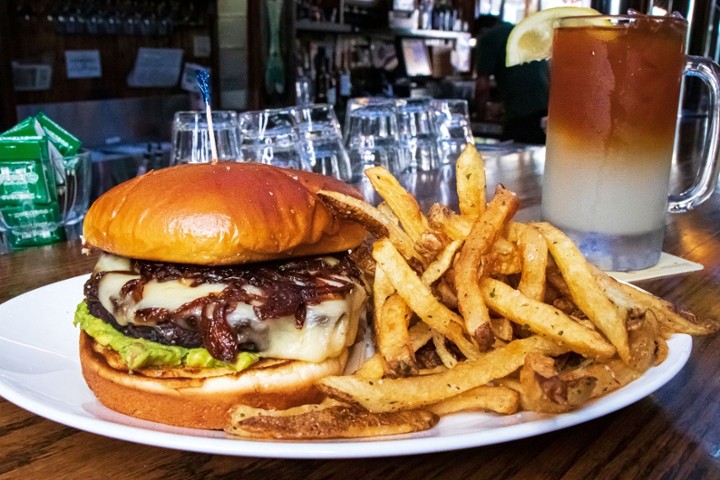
[127, 48, 183, 88]
[193, 35, 212, 57]
[65, 50, 102, 79]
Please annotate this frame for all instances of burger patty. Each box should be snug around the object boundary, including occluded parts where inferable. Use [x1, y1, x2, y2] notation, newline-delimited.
[84, 253, 367, 363]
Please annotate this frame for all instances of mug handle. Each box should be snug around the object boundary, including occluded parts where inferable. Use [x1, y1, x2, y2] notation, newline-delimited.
[668, 56, 720, 213]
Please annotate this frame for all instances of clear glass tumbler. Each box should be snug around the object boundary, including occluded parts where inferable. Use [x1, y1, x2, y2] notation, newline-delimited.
[344, 97, 406, 181]
[170, 111, 241, 165]
[293, 104, 352, 181]
[396, 97, 442, 172]
[238, 108, 309, 171]
[433, 98, 474, 164]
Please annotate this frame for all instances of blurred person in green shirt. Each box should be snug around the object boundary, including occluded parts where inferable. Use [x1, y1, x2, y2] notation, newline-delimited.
[474, 18, 549, 144]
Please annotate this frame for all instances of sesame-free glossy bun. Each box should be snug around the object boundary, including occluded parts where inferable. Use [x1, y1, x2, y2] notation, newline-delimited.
[79, 332, 348, 430]
[83, 162, 367, 265]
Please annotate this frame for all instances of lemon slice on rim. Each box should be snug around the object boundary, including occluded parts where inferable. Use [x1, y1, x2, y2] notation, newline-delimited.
[506, 6, 601, 67]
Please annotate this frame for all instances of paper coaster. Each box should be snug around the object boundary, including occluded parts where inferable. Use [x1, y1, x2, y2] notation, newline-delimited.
[608, 252, 703, 283]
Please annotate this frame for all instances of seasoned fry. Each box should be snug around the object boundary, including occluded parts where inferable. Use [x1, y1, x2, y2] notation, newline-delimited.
[373, 267, 417, 377]
[533, 222, 631, 363]
[431, 329, 459, 369]
[489, 317, 514, 342]
[590, 266, 720, 335]
[488, 238, 523, 275]
[317, 189, 420, 264]
[372, 238, 480, 360]
[455, 143, 486, 219]
[379, 293, 417, 375]
[420, 239, 463, 286]
[226, 402, 439, 439]
[480, 277, 616, 359]
[373, 261, 396, 312]
[377, 201, 401, 226]
[318, 336, 567, 413]
[507, 222, 548, 301]
[428, 385, 518, 415]
[560, 359, 641, 398]
[415, 229, 452, 261]
[626, 308, 660, 372]
[518, 354, 596, 413]
[353, 320, 433, 381]
[546, 258, 572, 299]
[427, 203, 473, 240]
[365, 166, 429, 242]
[455, 187, 519, 349]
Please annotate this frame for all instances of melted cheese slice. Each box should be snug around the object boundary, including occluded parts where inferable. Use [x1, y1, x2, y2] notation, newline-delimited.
[93, 253, 367, 363]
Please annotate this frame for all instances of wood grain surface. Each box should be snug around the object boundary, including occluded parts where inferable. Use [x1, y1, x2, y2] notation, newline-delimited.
[1, 146, 719, 480]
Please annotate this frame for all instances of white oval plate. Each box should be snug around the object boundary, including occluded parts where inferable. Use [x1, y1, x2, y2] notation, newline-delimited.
[0, 275, 692, 459]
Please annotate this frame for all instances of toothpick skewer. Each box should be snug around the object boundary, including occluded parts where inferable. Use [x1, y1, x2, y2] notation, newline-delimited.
[196, 70, 218, 164]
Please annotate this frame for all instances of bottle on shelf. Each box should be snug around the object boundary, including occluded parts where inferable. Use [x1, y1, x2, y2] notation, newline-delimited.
[336, 50, 352, 108]
[326, 58, 337, 106]
[295, 48, 314, 105]
[314, 47, 330, 103]
[432, 0, 445, 30]
[419, 0, 433, 30]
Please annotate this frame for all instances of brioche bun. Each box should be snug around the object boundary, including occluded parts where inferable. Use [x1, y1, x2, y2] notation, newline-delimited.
[79, 332, 348, 430]
[82, 162, 367, 265]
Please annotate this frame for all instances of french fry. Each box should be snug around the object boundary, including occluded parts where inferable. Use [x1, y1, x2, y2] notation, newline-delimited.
[427, 203, 473, 240]
[455, 187, 519, 349]
[455, 143, 486, 219]
[436, 277, 459, 310]
[352, 354, 386, 380]
[225, 401, 439, 439]
[346, 322, 434, 380]
[415, 229, 452, 261]
[420, 239, 463, 286]
[479, 278, 616, 359]
[533, 222, 632, 363]
[365, 166, 429, 242]
[518, 353, 596, 414]
[546, 257, 573, 299]
[372, 238, 480, 360]
[379, 293, 417, 376]
[377, 201, 401, 225]
[318, 336, 567, 413]
[507, 222, 548, 301]
[373, 267, 417, 377]
[317, 189, 420, 264]
[431, 329, 459, 369]
[373, 261, 396, 311]
[589, 265, 720, 335]
[560, 359, 641, 398]
[428, 385, 519, 415]
[626, 308, 660, 373]
[490, 317, 514, 342]
[488, 238, 524, 275]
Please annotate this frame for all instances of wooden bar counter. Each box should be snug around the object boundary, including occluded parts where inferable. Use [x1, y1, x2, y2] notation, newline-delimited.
[1, 146, 719, 479]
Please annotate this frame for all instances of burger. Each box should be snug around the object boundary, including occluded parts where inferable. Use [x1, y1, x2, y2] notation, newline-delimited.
[74, 162, 369, 429]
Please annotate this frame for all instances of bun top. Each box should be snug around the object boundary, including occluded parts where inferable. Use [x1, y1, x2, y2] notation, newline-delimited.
[83, 163, 367, 265]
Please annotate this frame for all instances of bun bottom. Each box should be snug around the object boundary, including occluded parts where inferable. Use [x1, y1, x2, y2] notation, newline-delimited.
[79, 332, 347, 430]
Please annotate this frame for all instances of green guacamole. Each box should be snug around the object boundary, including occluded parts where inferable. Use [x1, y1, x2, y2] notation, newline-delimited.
[74, 302, 259, 371]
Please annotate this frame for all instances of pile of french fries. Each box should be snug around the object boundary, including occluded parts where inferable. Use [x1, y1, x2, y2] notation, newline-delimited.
[225, 144, 718, 440]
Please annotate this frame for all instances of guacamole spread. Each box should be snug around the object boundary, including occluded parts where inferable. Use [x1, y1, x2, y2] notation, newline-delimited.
[74, 302, 259, 371]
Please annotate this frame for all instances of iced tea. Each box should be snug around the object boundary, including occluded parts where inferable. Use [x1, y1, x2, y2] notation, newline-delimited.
[542, 15, 687, 270]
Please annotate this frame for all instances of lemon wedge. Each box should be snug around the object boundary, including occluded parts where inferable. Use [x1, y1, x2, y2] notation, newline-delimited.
[506, 7, 601, 67]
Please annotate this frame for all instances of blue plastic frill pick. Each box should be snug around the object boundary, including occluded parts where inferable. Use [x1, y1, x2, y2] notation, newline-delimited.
[195, 70, 218, 163]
